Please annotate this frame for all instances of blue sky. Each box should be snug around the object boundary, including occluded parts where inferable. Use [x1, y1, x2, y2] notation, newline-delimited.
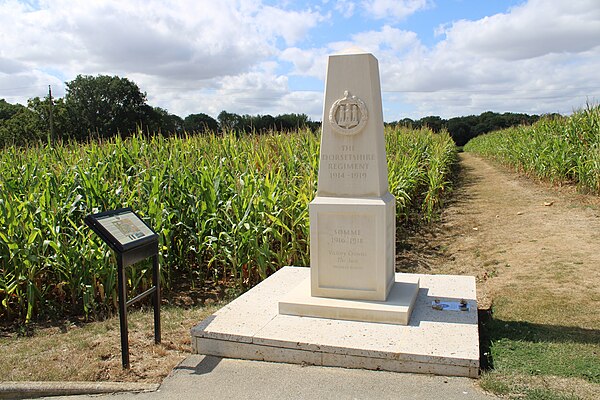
[1, 0, 599, 121]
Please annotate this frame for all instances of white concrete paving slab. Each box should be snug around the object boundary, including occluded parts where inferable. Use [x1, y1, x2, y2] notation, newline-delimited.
[191, 266, 479, 377]
[190, 267, 305, 346]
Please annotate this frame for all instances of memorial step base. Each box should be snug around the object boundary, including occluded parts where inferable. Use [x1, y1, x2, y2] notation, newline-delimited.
[279, 275, 419, 325]
[191, 266, 480, 378]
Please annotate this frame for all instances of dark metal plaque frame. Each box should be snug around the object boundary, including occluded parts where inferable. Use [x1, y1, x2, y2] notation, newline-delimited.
[85, 208, 161, 368]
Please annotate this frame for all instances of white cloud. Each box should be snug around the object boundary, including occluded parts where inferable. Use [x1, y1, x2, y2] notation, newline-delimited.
[280, 47, 329, 80]
[361, 0, 430, 21]
[334, 0, 356, 18]
[348, 25, 422, 55]
[1, 0, 598, 121]
[0, 57, 27, 75]
[0, 0, 324, 115]
[438, 0, 600, 60]
[381, 45, 600, 119]
[0, 68, 64, 104]
[281, 26, 421, 81]
[377, 0, 600, 118]
[256, 6, 325, 46]
[246, 0, 600, 120]
[136, 61, 323, 119]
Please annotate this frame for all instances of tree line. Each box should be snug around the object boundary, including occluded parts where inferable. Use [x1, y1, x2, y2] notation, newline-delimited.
[388, 112, 542, 146]
[0, 74, 319, 148]
[1, 73, 543, 148]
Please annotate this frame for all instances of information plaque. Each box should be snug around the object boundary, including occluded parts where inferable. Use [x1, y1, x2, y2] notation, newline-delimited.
[85, 208, 158, 252]
[85, 207, 161, 369]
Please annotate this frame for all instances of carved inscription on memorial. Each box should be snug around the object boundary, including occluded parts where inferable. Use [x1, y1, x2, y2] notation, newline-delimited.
[328, 228, 364, 270]
[321, 145, 375, 182]
[317, 212, 376, 291]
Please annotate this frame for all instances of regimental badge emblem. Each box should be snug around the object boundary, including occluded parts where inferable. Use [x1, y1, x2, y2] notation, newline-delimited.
[329, 90, 368, 136]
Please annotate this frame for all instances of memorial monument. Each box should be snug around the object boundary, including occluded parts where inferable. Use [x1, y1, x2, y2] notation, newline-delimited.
[311, 50, 395, 301]
[191, 49, 479, 378]
[278, 49, 420, 325]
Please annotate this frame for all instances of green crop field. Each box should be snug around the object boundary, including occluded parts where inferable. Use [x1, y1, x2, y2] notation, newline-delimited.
[465, 105, 600, 194]
[0, 127, 456, 324]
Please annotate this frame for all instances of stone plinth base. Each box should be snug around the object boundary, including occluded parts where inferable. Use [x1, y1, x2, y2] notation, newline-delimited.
[310, 194, 395, 301]
[191, 267, 479, 378]
[279, 275, 419, 325]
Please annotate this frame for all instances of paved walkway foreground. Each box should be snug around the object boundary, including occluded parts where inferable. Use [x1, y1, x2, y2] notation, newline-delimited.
[38, 355, 499, 400]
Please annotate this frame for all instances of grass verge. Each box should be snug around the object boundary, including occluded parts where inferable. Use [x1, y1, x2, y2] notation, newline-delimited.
[478, 278, 600, 400]
[480, 311, 599, 399]
[0, 303, 221, 383]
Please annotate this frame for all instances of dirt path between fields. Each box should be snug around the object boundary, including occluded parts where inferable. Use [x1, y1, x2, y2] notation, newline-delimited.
[397, 152, 600, 328]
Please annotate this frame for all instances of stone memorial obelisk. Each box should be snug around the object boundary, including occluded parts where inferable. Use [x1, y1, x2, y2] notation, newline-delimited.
[279, 49, 419, 325]
[311, 50, 395, 301]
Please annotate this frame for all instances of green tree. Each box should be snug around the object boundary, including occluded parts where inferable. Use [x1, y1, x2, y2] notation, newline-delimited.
[274, 113, 310, 131]
[0, 103, 43, 147]
[27, 96, 71, 144]
[0, 99, 22, 121]
[396, 118, 416, 129]
[217, 110, 241, 133]
[183, 113, 218, 134]
[146, 107, 183, 136]
[257, 114, 276, 132]
[418, 116, 445, 133]
[65, 75, 149, 139]
[447, 117, 472, 146]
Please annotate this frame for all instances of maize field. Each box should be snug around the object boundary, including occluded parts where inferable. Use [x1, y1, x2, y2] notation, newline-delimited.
[465, 105, 600, 194]
[0, 127, 456, 323]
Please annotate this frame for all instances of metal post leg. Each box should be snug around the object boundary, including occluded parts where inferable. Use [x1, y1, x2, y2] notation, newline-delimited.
[117, 257, 130, 369]
[152, 254, 161, 344]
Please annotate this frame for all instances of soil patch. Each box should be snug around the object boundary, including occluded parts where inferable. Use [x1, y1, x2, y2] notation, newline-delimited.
[397, 152, 600, 323]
